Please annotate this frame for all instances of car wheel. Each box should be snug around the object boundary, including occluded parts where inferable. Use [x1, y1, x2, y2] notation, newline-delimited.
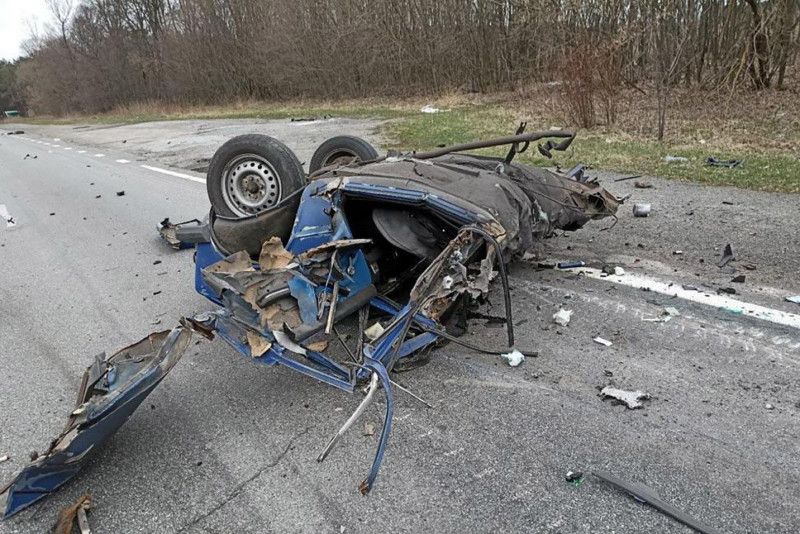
[309, 135, 379, 173]
[207, 134, 306, 218]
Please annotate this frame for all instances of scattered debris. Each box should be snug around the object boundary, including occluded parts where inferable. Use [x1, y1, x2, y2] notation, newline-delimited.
[785, 296, 800, 305]
[632, 203, 651, 217]
[53, 493, 93, 534]
[6, 130, 24, 135]
[765, 403, 774, 410]
[157, 218, 207, 250]
[643, 306, 680, 323]
[633, 181, 653, 189]
[565, 470, 584, 484]
[593, 336, 613, 347]
[731, 274, 745, 283]
[593, 470, 721, 534]
[673, 250, 683, 255]
[0, 455, 8, 464]
[0, 204, 17, 228]
[420, 104, 445, 114]
[612, 174, 641, 182]
[557, 260, 585, 269]
[706, 156, 742, 169]
[553, 309, 573, 326]
[663, 155, 688, 163]
[717, 244, 735, 267]
[721, 200, 734, 205]
[363, 422, 376, 436]
[116, 191, 125, 196]
[600, 386, 650, 409]
[717, 287, 737, 295]
[614, 266, 625, 276]
[501, 349, 525, 367]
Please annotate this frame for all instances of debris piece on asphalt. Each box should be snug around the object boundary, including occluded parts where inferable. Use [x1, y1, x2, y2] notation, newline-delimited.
[765, 403, 774, 410]
[95, 195, 101, 199]
[721, 200, 734, 205]
[632, 203, 651, 217]
[593, 470, 722, 534]
[363, 422, 376, 436]
[565, 470, 584, 484]
[706, 156, 742, 169]
[53, 493, 93, 534]
[0, 455, 8, 463]
[158, 218, 207, 250]
[717, 287, 737, 295]
[557, 260, 585, 269]
[785, 296, 800, 305]
[600, 386, 650, 409]
[501, 349, 525, 367]
[743, 264, 756, 271]
[643, 306, 680, 323]
[673, 250, 683, 255]
[717, 244, 735, 267]
[612, 174, 641, 182]
[593, 336, 613, 347]
[116, 191, 125, 196]
[731, 274, 745, 283]
[553, 309, 573, 326]
[0, 204, 17, 228]
[633, 181, 653, 189]
[663, 155, 688, 163]
[614, 266, 625, 276]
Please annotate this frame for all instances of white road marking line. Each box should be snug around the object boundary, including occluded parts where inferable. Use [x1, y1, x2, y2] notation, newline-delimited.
[571, 267, 800, 330]
[77, 150, 86, 153]
[140, 164, 206, 184]
[115, 159, 130, 164]
[0, 204, 16, 228]
[94, 154, 105, 158]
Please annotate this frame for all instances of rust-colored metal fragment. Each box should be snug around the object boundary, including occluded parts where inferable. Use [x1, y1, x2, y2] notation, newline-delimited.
[53, 493, 92, 534]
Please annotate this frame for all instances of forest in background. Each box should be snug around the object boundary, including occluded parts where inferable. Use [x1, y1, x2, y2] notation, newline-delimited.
[0, 0, 797, 133]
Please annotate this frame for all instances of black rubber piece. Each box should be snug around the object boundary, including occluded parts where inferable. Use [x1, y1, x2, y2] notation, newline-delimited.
[309, 135, 379, 173]
[207, 134, 306, 218]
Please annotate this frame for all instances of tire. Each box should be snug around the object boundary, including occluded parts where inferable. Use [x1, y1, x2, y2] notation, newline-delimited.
[207, 134, 306, 218]
[309, 135, 379, 173]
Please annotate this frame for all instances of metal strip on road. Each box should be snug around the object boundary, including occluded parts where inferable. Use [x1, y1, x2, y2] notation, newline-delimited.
[140, 164, 206, 184]
[571, 267, 800, 330]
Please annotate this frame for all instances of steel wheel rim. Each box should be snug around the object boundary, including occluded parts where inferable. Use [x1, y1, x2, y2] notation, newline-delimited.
[221, 154, 282, 216]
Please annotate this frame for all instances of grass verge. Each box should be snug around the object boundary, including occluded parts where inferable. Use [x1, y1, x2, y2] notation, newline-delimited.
[9, 93, 800, 193]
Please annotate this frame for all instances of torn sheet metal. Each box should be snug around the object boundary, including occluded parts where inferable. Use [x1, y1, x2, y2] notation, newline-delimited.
[600, 386, 651, 409]
[53, 493, 92, 534]
[1, 326, 192, 518]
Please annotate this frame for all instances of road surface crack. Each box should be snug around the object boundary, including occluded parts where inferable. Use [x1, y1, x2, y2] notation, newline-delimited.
[176, 427, 309, 533]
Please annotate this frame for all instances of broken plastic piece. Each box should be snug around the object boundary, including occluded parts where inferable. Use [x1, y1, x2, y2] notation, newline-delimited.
[501, 349, 525, 367]
[593, 337, 613, 347]
[553, 309, 573, 327]
[600, 386, 650, 409]
[364, 322, 385, 341]
[157, 218, 208, 250]
[786, 296, 800, 305]
[593, 469, 721, 534]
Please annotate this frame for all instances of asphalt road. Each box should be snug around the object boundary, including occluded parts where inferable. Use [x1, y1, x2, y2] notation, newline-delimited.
[1, 124, 799, 534]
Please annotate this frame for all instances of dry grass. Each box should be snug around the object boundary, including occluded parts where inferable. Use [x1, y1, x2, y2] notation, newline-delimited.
[9, 83, 800, 193]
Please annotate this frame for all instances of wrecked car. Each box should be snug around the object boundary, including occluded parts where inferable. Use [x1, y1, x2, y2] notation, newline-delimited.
[1, 128, 620, 518]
